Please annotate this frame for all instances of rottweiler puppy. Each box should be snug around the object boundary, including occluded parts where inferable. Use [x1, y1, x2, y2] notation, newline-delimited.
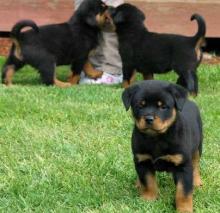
[107, 4, 206, 96]
[2, 0, 108, 87]
[122, 80, 203, 212]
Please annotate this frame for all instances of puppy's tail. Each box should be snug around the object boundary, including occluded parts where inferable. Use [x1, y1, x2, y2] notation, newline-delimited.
[191, 14, 206, 45]
[11, 20, 39, 40]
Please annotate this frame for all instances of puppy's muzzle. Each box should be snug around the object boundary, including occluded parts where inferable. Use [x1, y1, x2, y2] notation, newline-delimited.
[101, 7, 116, 32]
[145, 115, 154, 125]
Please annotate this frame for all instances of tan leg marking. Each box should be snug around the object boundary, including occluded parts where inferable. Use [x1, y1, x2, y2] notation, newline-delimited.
[122, 80, 130, 88]
[83, 61, 103, 79]
[130, 71, 136, 84]
[140, 173, 158, 201]
[195, 37, 205, 61]
[176, 182, 193, 213]
[4, 65, 15, 86]
[68, 73, 80, 85]
[192, 150, 202, 187]
[54, 78, 71, 88]
[122, 71, 136, 88]
[12, 38, 23, 60]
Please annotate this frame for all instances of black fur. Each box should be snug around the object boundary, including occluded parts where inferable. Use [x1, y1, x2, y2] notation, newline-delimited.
[122, 80, 203, 211]
[109, 4, 206, 95]
[2, 0, 108, 86]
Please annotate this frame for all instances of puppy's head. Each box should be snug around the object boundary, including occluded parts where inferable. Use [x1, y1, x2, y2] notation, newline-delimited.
[105, 3, 145, 31]
[75, 0, 108, 29]
[122, 81, 188, 135]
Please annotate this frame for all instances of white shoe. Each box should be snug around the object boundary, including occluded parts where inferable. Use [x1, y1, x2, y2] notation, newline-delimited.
[79, 72, 122, 85]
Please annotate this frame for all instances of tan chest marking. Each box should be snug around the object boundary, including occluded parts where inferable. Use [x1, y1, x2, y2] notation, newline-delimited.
[136, 154, 152, 162]
[157, 154, 183, 166]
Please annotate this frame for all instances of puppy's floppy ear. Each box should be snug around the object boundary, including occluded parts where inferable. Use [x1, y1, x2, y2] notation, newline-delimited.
[122, 84, 139, 111]
[168, 84, 188, 111]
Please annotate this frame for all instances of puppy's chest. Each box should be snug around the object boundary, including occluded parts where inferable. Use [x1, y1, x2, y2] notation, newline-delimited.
[146, 141, 170, 159]
[135, 140, 183, 171]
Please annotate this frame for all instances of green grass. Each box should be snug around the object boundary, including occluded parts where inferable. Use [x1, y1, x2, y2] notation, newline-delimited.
[0, 57, 220, 212]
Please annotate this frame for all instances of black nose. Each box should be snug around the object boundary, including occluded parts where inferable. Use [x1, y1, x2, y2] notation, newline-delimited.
[145, 115, 154, 125]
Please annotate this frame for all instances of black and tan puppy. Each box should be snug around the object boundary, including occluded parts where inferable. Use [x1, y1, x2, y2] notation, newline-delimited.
[2, 0, 108, 87]
[122, 80, 203, 212]
[107, 4, 206, 95]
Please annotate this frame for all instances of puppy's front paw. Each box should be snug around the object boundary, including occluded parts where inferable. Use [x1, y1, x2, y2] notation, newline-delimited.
[176, 205, 193, 213]
[193, 177, 203, 187]
[141, 190, 158, 201]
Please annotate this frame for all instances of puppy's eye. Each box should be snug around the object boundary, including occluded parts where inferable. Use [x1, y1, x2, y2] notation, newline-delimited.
[157, 101, 167, 110]
[139, 101, 146, 108]
[160, 105, 168, 110]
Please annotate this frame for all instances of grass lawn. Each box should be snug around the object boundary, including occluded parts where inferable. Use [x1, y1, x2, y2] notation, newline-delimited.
[0, 57, 220, 212]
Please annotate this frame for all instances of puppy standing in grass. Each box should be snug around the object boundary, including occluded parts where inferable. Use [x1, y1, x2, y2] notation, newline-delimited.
[107, 4, 206, 96]
[2, 0, 109, 87]
[122, 80, 203, 212]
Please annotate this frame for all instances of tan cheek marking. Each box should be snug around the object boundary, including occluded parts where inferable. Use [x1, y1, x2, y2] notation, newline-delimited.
[153, 116, 164, 130]
[96, 14, 106, 27]
[135, 117, 146, 130]
[163, 108, 177, 130]
[96, 14, 101, 25]
[158, 154, 183, 166]
[153, 108, 176, 133]
[136, 154, 152, 163]
[175, 181, 193, 213]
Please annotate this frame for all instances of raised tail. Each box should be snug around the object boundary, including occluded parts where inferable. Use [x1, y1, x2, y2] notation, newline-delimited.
[11, 20, 39, 39]
[191, 14, 206, 44]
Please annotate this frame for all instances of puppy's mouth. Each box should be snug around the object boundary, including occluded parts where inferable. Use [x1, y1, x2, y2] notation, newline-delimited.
[139, 126, 169, 135]
[96, 12, 116, 32]
[135, 110, 176, 135]
[102, 13, 116, 32]
[135, 118, 167, 135]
